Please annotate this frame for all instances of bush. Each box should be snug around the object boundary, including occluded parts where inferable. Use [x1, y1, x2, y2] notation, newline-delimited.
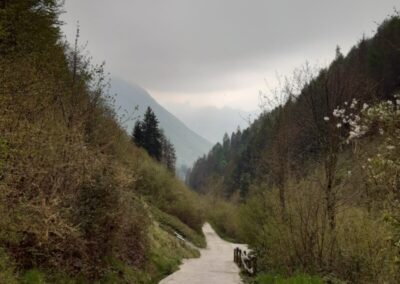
[205, 196, 244, 243]
[135, 156, 205, 234]
[152, 207, 206, 248]
[254, 273, 323, 284]
[0, 248, 18, 284]
[239, 164, 400, 283]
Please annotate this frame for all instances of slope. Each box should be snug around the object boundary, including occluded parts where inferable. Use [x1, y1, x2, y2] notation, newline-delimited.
[112, 77, 212, 167]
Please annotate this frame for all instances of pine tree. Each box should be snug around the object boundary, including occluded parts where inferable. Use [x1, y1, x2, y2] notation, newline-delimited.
[161, 135, 176, 173]
[131, 107, 176, 172]
[132, 121, 144, 147]
[0, 0, 63, 56]
[142, 107, 162, 161]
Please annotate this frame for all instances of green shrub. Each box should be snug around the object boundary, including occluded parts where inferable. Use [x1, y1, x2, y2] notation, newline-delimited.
[206, 197, 243, 243]
[152, 207, 206, 248]
[255, 273, 323, 284]
[21, 269, 46, 284]
[135, 156, 205, 234]
[0, 248, 18, 284]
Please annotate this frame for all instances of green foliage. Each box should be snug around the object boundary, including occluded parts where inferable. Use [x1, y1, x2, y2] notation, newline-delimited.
[0, 248, 18, 284]
[192, 12, 400, 284]
[237, 159, 400, 282]
[0, 1, 204, 282]
[132, 107, 163, 160]
[132, 107, 177, 172]
[189, 14, 400, 198]
[254, 273, 323, 284]
[0, 0, 63, 56]
[135, 156, 205, 233]
[101, 223, 200, 284]
[152, 207, 206, 248]
[21, 269, 46, 284]
[205, 197, 244, 243]
[0, 138, 6, 168]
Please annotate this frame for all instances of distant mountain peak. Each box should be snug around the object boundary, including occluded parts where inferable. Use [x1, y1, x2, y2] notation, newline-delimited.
[111, 77, 212, 167]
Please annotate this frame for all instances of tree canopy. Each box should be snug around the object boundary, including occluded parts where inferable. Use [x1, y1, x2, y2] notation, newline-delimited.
[132, 107, 176, 172]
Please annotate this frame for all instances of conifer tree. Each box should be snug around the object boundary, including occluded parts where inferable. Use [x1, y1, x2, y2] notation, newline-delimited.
[132, 107, 176, 172]
[132, 121, 144, 148]
[142, 107, 162, 161]
[161, 135, 176, 173]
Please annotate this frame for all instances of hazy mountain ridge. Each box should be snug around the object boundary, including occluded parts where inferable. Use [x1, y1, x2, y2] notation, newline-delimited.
[111, 77, 212, 167]
[164, 104, 257, 144]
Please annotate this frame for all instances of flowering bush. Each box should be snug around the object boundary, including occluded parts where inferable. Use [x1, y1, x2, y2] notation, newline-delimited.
[330, 94, 400, 267]
[324, 96, 399, 185]
[352, 96, 399, 194]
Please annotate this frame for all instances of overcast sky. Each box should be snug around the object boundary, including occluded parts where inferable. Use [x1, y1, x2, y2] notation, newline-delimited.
[61, 0, 398, 140]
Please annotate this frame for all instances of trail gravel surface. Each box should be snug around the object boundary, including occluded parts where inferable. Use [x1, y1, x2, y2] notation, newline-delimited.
[159, 223, 245, 284]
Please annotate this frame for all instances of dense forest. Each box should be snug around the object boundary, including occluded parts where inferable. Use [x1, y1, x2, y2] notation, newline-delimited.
[0, 1, 206, 283]
[189, 13, 400, 283]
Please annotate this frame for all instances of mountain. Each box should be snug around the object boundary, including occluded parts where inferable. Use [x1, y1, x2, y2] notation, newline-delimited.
[163, 104, 257, 144]
[111, 77, 212, 167]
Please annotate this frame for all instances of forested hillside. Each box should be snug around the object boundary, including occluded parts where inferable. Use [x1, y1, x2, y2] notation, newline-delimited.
[0, 1, 205, 283]
[111, 78, 212, 169]
[189, 14, 400, 197]
[190, 14, 400, 283]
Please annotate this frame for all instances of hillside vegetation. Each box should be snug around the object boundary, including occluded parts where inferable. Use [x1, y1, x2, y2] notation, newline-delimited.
[111, 78, 212, 169]
[0, 1, 205, 283]
[189, 14, 400, 283]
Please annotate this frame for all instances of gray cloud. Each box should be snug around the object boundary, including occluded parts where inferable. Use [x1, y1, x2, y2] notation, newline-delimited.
[61, 0, 398, 97]
[163, 103, 258, 143]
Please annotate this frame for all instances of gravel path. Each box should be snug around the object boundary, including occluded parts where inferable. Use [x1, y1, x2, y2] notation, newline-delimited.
[159, 223, 245, 284]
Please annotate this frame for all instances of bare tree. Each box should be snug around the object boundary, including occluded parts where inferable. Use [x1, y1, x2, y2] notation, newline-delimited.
[259, 65, 316, 219]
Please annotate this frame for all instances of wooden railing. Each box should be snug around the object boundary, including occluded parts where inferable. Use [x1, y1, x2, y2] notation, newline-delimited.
[233, 247, 256, 275]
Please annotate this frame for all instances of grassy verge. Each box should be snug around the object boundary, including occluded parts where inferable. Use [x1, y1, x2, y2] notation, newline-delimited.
[99, 223, 200, 284]
[208, 221, 241, 243]
[151, 207, 206, 248]
[246, 273, 324, 284]
[7, 221, 200, 284]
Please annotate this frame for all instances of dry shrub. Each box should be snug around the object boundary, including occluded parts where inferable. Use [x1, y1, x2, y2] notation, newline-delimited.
[240, 173, 399, 282]
[75, 171, 150, 278]
[336, 208, 395, 283]
[0, 54, 152, 280]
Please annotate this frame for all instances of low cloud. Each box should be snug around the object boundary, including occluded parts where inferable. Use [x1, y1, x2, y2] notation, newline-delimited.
[62, 0, 398, 109]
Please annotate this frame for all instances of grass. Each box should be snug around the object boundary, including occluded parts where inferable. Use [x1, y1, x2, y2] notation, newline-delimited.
[0, 248, 18, 284]
[21, 269, 47, 284]
[151, 207, 206, 248]
[208, 220, 242, 243]
[137, 222, 200, 283]
[253, 273, 324, 284]
[2, 221, 200, 284]
[98, 223, 200, 284]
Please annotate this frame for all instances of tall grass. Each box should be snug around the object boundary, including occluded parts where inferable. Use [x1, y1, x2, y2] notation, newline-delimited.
[254, 273, 323, 284]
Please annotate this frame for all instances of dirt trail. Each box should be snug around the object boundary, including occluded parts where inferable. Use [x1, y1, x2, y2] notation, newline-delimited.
[159, 223, 245, 284]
